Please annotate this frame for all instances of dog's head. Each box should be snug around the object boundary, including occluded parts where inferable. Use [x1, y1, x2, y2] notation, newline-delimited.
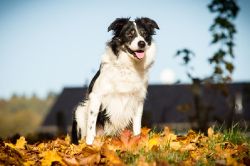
[108, 17, 159, 60]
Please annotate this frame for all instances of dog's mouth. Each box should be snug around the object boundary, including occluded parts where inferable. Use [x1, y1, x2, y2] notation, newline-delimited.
[126, 47, 145, 60]
[134, 50, 145, 59]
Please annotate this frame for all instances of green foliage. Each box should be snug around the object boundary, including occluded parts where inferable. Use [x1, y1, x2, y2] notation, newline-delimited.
[0, 93, 57, 138]
[175, 49, 195, 65]
[208, 0, 239, 82]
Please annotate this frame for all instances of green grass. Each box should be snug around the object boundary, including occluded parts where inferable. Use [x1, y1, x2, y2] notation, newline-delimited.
[117, 148, 190, 165]
[116, 124, 249, 165]
[165, 150, 189, 164]
[222, 124, 249, 145]
[116, 150, 139, 165]
[213, 123, 250, 145]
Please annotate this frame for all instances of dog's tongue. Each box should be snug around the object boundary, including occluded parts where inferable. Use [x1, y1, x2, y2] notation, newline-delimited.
[135, 51, 145, 59]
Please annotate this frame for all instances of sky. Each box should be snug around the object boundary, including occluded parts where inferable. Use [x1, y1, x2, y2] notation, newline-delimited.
[0, 0, 249, 99]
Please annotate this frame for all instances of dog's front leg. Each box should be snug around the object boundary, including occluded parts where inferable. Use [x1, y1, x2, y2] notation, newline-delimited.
[133, 102, 144, 136]
[86, 92, 101, 145]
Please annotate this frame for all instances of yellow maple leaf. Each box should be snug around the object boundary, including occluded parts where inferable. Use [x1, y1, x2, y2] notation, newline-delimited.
[37, 142, 45, 150]
[4, 142, 15, 149]
[15, 136, 27, 149]
[40, 151, 65, 166]
[148, 136, 160, 149]
[24, 161, 35, 166]
[4, 136, 27, 149]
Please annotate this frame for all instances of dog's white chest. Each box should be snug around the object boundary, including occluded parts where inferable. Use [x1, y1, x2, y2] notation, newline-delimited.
[102, 65, 146, 95]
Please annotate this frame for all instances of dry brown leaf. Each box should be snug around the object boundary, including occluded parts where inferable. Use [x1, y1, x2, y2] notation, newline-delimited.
[62, 157, 78, 166]
[77, 153, 101, 166]
[120, 129, 132, 146]
[102, 145, 124, 165]
[119, 129, 142, 150]
[207, 127, 214, 138]
[181, 143, 196, 151]
[141, 127, 151, 136]
[170, 141, 181, 150]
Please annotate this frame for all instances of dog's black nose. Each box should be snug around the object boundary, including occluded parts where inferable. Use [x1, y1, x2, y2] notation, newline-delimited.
[138, 41, 146, 48]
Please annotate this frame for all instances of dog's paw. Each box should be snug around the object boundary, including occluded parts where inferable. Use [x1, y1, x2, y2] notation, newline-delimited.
[133, 129, 141, 136]
[86, 135, 95, 145]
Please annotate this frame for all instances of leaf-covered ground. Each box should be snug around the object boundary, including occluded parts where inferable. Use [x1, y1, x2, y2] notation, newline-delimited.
[0, 127, 249, 166]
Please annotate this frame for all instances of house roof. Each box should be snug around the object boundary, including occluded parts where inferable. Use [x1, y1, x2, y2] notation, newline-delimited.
[42, 87, 87, 126]
[42, 83, 250, 127]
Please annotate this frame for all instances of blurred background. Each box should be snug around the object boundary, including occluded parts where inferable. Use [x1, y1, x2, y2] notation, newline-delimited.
[0, 0, 249, 139]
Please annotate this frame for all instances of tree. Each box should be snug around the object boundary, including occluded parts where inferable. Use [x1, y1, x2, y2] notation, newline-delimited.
[175, 0, 240, 131]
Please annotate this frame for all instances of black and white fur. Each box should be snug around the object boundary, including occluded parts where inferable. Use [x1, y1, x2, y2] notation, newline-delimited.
[72, 17, 159, 145]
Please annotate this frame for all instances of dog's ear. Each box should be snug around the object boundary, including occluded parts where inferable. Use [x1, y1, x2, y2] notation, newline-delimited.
[108, 18, 130, 35]
[136, 17, 159, 34]
[139, 17, 159, 30]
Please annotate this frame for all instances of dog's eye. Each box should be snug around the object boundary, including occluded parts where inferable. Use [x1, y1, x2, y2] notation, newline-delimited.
[127, 33, 133, 38]
[127, 30, 135, 38]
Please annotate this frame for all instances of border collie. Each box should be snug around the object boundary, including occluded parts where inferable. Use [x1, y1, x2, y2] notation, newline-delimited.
[72, 17, 159, 145]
